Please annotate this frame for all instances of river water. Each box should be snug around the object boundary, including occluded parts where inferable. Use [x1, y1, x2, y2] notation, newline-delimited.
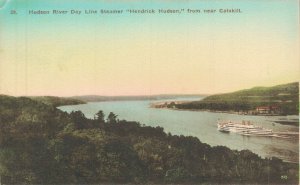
[58, 97, 299, 163]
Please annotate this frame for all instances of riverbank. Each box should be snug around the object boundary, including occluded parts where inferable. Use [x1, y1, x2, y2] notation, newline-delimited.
[150, 101, 272, 115]
[150, 102, 299, 126]
[59, 98, 299, 164]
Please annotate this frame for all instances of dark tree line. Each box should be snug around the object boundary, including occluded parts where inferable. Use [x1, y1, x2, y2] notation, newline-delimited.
[176, 101, 298, 115]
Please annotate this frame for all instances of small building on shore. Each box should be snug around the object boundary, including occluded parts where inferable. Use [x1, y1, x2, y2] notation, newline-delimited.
[256, 105, 281, 115]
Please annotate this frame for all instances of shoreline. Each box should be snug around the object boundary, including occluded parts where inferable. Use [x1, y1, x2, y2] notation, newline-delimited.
[150, 102, 299, 126]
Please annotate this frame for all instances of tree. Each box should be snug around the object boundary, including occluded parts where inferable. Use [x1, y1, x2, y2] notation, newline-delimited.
[107, 112, 118, 124]
[70, 111, 87, 129]
[95, 110, 105, 123]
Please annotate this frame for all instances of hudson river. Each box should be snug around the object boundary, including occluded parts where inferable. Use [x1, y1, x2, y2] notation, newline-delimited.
[58, 97, 299, 163]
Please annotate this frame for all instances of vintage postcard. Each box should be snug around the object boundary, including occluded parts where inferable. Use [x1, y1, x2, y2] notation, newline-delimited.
[0, 0, 299, 184]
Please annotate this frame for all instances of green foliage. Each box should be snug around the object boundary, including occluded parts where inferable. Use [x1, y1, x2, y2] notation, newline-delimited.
[176, 82, 299, 115]
[165, 167, 189, 182]
[0, 95, 298, 184]
[107, 112, 118, 124]
[95, 110, 105, 123]
[28, 96, 85, 107]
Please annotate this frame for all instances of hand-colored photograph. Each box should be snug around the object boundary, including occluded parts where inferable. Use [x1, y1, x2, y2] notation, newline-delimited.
[0, 0, 299, 184]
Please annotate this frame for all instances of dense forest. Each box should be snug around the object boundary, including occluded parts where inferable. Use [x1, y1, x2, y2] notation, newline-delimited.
[174, 82, 299, 115]
[29, 96, 85, 107]
[0, 95, 298, 184]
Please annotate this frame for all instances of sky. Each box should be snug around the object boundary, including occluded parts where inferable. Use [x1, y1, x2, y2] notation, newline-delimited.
[0, 0, 299, 96]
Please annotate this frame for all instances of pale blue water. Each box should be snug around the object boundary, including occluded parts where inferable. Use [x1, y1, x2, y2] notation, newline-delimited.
[58, 97, 299, 163]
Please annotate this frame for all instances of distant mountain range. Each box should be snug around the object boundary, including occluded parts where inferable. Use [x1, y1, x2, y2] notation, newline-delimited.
[70, 94, 205, 102]
[5, 82, 298, 115]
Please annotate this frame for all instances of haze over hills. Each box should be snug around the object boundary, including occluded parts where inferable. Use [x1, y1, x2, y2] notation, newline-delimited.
[18, 94, 205, 107]
[70, 94, 206, 102]
[11, 82, 299, 115]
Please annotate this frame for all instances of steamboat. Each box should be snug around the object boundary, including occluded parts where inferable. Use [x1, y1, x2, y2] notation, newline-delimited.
[217, 120, 274, 136]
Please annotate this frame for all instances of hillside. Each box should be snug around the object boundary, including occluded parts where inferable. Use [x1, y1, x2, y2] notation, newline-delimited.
[28, 96, 86, 107]
[203, 82, 298, 102]
[0, 95, 298, 184]
[174, 82, 299, 115]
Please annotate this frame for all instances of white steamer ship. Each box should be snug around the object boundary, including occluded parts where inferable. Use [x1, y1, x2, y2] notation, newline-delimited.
[217, 120, 273, 136]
